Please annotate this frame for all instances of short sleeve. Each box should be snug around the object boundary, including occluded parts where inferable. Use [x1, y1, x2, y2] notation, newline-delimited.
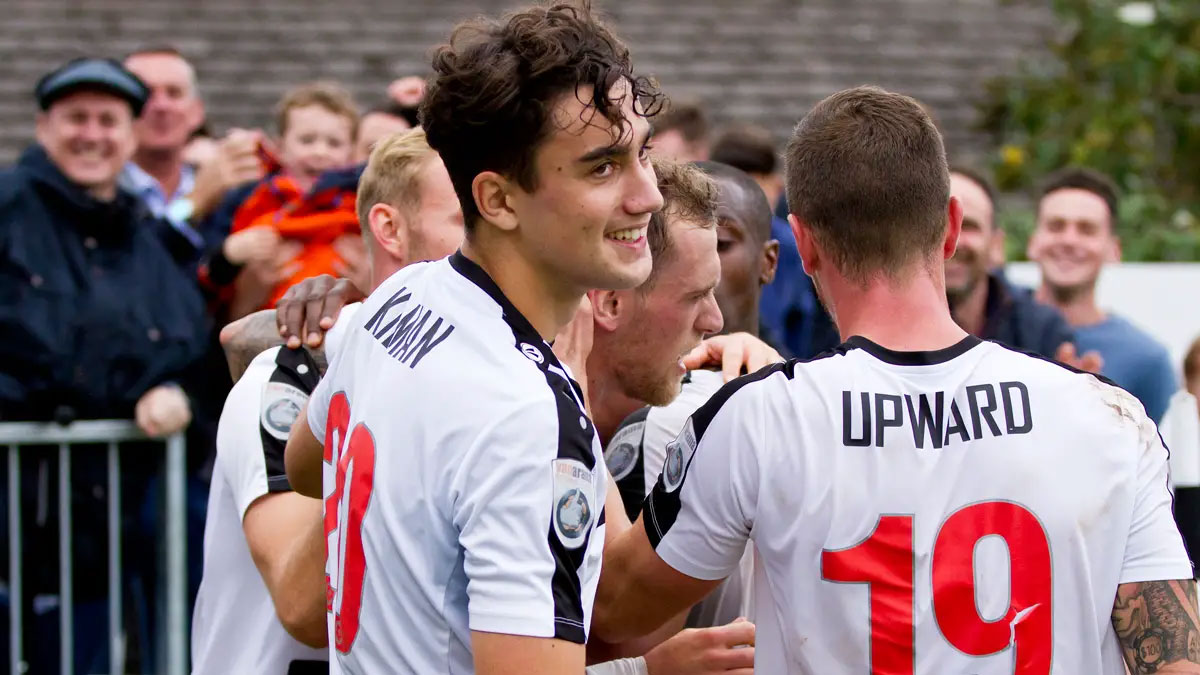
[452, 395, 606, 644]
[644, 367, 778, 581]
[1120, 413, 1194, 583]
[217, 347, 319, 518]
[1141, 347, 1179, 424]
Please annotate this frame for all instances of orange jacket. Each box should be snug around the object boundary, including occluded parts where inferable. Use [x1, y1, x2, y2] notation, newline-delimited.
[229, 172, 359, 309]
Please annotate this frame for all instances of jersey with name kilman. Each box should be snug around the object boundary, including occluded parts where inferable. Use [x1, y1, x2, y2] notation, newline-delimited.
[646, 335, 1192, 674]
[192, 345, 328, 675]
[307, 252, 607, 674]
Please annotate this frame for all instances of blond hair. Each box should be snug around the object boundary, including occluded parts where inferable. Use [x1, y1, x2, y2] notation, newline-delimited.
[275, 81, 360, 139]
[355, 128, 439, 245]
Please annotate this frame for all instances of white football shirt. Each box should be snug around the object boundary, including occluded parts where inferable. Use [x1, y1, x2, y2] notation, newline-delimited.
[646, 335, 1192, 674]
[192, 346, 328, 675]
[307, 252, 607, 674]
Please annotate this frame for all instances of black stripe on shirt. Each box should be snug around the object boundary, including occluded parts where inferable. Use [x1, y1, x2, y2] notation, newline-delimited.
[259, 347, 322, 493]
[450, 250, 599, 643]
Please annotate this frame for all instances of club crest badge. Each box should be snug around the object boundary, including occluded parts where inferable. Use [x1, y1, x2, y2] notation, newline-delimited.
[604, 420, 644, 481]
[552, 459, 595, 549]
[260, 381, 309, 441]
[662, 418, 697, 493]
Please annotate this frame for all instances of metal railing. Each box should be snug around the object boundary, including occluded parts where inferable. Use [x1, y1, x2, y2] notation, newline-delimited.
[0, 420, 187, 675]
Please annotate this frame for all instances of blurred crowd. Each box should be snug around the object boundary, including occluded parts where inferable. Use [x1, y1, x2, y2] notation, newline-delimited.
[0, 47, 1197, 672]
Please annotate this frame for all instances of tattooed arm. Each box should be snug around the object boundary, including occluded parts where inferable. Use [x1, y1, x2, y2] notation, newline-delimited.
[1113, 579, 1200, 673]
[219, 310, 327, 382]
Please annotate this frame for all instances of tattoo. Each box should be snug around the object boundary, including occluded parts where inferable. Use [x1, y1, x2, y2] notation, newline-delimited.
[224, 310, 327, 382]
[1114, 580, 1200, 673]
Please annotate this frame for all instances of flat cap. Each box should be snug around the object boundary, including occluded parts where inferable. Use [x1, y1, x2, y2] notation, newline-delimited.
[35, 58, 149, 116]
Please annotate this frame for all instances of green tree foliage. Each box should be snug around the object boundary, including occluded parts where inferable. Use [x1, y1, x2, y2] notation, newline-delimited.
[980, 0, 1199, 261]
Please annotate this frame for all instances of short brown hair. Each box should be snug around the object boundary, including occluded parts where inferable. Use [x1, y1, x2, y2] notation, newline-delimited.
[275, 81, 360, 139]
[642, 156, 717, 290]
[356, 128, 438, 245]
[420, 2, 662, 231]
[785, 86, 949, 284]
[655, 98, 710, 145]
[1038, 166, 1120, 228]
[1185, 336, 1200, 383]
[711, 124, 777, 176]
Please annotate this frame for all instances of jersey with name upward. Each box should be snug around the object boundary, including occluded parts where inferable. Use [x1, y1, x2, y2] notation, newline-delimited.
[307, 252, 607, 674]
[645, 335, 1192, 674]
[192, 346, 328, 675]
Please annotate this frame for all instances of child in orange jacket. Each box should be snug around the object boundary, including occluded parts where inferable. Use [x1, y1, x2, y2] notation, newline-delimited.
[223, 82, 362, 310]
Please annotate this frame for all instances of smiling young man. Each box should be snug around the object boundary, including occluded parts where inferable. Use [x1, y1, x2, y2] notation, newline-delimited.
[280, 4, 661, 674]
[1029, 168, 1178, 423]
[593, 86, 1196, 674]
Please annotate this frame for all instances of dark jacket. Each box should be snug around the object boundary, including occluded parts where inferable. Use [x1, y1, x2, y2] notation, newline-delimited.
[0, 146, 209, 421]
[981, 271, 1074, 359]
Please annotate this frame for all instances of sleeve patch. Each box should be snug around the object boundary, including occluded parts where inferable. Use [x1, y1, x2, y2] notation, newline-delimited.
[662, 418, 697, 493]
[552, 459, 596, 550]
[604, 419, 644, 482]
[260, 381, 310, 441]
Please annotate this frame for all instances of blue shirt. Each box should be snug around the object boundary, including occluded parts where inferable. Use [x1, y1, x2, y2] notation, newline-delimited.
[120, 161, 204, 249]
[1074, 314, 1178, 423]
[759, 216, 838, 359]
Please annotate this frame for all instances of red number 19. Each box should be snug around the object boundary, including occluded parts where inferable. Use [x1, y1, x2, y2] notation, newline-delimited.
[821, 501, 1052, 674]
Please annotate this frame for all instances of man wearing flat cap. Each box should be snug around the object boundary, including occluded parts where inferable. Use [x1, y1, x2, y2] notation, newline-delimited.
[0, 57, 208, 672]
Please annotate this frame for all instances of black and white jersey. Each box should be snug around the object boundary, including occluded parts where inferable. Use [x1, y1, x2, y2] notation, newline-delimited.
[192, 346, 328, 675]
[646, 335, 1191, 673]
[307, 252, 606, 674]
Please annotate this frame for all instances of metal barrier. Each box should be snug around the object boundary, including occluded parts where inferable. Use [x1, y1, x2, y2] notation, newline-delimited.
[0, 421, 187, 675]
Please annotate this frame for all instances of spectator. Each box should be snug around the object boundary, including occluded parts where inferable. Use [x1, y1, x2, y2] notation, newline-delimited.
[947, 167, 1076, 359]
[711, 124, 837, 357]
[650, 98, 710, 162]
[1183, 341, 1200, 407]
[1028, 167, 1178, 422]
[1163, 337, 1200, 571]
[121, 47, 266, 263]
[355, 102, 412, 163]
[205, 82, 362, 315]
[0, 57, 209, 673]
[183, 123, 219, 168]
[0, 57, 207, 427]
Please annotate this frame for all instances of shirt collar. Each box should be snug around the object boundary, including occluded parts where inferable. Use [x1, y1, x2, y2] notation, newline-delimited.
[120, 161, 195, 203]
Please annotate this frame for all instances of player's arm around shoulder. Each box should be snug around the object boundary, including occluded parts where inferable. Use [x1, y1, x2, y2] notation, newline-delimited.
[242, 491, 326, 648]
[1113, 579, 1200, 673]
[593, 518, 722, 644]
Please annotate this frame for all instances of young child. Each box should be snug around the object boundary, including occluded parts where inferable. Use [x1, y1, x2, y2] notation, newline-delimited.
[205, 82, 362, 311]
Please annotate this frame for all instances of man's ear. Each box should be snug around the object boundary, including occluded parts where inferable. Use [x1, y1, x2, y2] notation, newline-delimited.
[368, 203, 408, 263]
[760, 239, 780, 286]
[789, 214, 819, 276]
[943, 195, 963, 261]
[1107, 233, 1122, 264]
[472, 171, 519, 232]
[590, 289, 624, 332]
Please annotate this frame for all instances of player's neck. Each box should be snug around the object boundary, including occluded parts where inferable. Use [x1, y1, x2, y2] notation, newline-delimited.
[585, 361, 642, 446]
[1035, 282, 1105, 327]
[828, 268, 967, 352]
[460, 237, 582, 341]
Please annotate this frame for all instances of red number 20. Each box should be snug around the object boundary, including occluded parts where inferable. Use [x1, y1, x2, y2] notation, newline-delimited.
[821, 501, 1052, 674]
[322, 392, 377, 654]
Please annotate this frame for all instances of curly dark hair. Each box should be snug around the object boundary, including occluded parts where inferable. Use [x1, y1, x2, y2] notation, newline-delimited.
[420, 1, 663, 229]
